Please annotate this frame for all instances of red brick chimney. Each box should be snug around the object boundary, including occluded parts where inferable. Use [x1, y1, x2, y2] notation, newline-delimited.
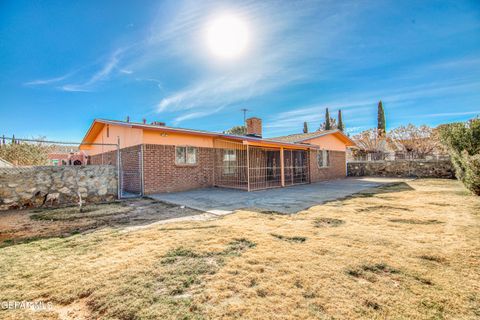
[246, 117, 262, 138]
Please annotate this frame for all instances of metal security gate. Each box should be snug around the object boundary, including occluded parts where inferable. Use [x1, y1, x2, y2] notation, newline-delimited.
[284, 149, 310, 186]
[119, 145, 143, 198]
[249, 147, 282, 191]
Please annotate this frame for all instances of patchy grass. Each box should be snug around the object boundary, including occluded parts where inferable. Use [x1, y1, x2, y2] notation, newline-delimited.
[0, 179, 479, 319]
[389, 218, 443, 225]
[30, 203, 131, 221]
[270, 233, 307, 243]
[313, 217, 345, 227]
[356, 205, 413, 213]
[0, 199, 203, 247]
[418, 254, 448, 264]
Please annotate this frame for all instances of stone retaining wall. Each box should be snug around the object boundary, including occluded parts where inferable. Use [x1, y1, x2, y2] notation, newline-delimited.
[347, 160, 455, 178]
[0, 165, 117, 211]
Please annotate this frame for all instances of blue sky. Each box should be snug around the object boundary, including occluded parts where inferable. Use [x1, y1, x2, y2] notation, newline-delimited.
[1, 0, 479, 141]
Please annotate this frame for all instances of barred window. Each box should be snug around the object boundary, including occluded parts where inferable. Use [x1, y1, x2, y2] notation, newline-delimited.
[317, 150, 330, 168]
[175, 146, 197, 164]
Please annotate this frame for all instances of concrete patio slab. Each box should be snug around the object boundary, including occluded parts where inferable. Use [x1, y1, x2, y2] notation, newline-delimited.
[149, 177, 410, 214]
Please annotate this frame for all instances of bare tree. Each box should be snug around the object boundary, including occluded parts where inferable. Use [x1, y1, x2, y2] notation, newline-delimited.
[352, 129, 387, 152]
[388, 124, 440, 158]
[0, 136, 52, 166]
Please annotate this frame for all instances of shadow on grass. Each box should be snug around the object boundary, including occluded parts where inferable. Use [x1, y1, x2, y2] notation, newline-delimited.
[0, 199, 205, 248]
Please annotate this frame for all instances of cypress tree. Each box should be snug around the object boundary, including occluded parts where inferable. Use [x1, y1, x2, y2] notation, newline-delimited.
[377, 100, 386, 136]
[325, 108, 332, 130]
[338, 110, 344, 132]
[303, 121, 308, 133]
[12, 134, 15, 144]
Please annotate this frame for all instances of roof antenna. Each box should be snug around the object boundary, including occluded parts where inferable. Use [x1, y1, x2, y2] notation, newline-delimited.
[240, 108, 249, 126]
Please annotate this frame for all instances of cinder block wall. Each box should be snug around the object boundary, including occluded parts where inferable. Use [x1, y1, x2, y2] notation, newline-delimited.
[309, 150, 346, 183]
[143, 144, 215, 194]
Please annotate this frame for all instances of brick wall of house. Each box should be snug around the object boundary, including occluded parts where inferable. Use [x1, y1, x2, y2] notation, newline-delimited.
[89, 149, 117, 166]
[143, 144, 215, 194]
[89, 145, 142, 194]
[309, 150, 346, 182]
[119, 145, 142, 194]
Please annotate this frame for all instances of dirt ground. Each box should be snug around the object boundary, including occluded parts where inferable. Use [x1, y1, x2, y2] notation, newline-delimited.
[0, 179, 479, 320]
[0, 199, 204, 247]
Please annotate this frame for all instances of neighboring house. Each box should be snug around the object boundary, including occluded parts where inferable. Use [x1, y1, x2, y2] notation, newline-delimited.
[48, 149, 88, 166]
[80, 117, 356, 195]
[0, 157, 13, 167]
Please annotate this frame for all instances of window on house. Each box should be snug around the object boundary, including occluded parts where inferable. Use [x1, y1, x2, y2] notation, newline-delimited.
[317, 150, 330, 168]
[223, 149, 236, 174]
[175, 146, 197, 164]
[106, 125, 110, 138]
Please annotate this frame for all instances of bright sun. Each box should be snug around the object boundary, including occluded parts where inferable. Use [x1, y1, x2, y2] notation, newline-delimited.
[206, 14, 249, 59]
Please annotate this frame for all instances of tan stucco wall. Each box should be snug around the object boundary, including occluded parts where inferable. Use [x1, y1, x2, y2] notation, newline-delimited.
[143, 130, 214, 148]
[303, 134, 347, 151]
[87, 125, 143, 155]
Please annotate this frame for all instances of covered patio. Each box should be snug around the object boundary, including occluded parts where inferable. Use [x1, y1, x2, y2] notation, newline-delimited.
[213, 139, 311, 191]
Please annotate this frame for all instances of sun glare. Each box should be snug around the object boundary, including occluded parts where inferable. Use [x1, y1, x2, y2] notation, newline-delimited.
[206, 14, 249, 59]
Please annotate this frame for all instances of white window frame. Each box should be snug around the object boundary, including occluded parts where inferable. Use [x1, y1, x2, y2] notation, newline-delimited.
[317, 150, 330, 168]
[175, 146, 198, 165]
[223, 149, 237, 174]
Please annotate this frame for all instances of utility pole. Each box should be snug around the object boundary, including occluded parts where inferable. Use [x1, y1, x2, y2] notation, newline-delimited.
[241, 108, 249, 125]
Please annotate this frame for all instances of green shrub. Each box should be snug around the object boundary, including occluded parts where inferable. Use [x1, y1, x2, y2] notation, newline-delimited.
[438, 118, 480, 195]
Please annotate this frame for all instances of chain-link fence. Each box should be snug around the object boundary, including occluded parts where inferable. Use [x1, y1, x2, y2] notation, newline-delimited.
[348, 150, 450, 162]
[0, 136, 143, 199]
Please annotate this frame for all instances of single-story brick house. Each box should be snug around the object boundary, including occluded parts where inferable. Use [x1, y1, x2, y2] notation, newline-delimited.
[80, 117, 355, 195]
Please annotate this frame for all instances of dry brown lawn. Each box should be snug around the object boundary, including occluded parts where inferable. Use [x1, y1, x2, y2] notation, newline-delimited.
[0, 179, 479, 319]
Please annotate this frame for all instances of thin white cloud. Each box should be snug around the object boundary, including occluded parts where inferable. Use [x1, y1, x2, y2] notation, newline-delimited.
[153, 1, 355, 122]
[172, 106, 225, 125]
[24, 72, 74, 86]
[415, 111, 480, 118]
[60, 49, 124, 92]
[265, 79, 480, 134]
[157, 63, 305, 115]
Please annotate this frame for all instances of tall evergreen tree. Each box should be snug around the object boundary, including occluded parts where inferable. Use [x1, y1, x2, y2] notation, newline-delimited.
[324, 108, 332, 130]
[11, 134, 15, 144]
[337, 110, 344, 132]
[303, 121, 308, 133]
[377, 100, 386, 136]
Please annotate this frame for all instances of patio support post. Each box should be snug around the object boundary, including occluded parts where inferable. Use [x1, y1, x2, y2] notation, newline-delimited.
[280, 147, 285, 187]
[246, 145, 251, 191]
[116, 136, 121, 199]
